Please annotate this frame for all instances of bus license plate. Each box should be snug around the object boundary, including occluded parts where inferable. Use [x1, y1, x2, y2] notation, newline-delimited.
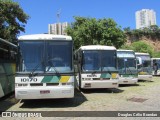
[124, 81, 128, 83]
[40, 90, 50, 94]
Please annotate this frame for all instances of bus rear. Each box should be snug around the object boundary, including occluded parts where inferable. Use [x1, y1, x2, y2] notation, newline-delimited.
[15, 34, 74, 99]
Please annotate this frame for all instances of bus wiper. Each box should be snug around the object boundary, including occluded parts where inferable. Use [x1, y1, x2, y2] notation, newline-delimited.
[29, 60, 44, 77]
[92, 70, 97, 74]
[125, 64, 133, 75]
[91, 66, 101, 74]
[102, 66, 111, 74]
[46, 59, 60, 76]
[145, 66, 151, 74]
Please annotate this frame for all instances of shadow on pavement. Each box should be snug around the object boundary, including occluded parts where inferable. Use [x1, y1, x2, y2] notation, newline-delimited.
[138, 80, 154, 82]
[81, 88, 124, 94]
[119, 83, 140, 87]
[19, 89, 87, 108]
[0, 92, 19, 112]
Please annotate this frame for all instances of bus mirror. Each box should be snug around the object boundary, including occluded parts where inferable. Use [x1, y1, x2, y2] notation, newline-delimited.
[136, 57, 142, 69]
[136, 57, 142, 65]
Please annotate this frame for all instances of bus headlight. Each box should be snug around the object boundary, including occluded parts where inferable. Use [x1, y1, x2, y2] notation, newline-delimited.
[62, 82, 74, 86]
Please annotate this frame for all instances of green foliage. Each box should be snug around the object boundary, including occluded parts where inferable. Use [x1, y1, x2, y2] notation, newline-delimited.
[120, 41, 154, 56]
[152, 51, 160, 58]
[123, 26, 160, 56]
[131, 41, 153, 56]
[66, 16, 126, 49]
[0, 0, 29, 43]
[120, 44, 133, 50]
[124, 25, 160, 41]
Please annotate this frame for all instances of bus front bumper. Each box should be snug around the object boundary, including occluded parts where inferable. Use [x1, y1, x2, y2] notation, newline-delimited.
[15, 86, 74, 99]
[138, 75, 153, 81]
[80, 80, 119, 89]
[118, 77, 138, 85]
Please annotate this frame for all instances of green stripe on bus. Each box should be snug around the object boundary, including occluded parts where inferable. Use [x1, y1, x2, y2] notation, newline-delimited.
[41, 76, 61, 83]
[100, 73, 111, 78]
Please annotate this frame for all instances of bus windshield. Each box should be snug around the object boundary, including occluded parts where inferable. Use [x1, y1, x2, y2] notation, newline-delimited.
[19, 40, 72, 73]
[136, 55, 152, 74]
[82, 50, 117, 72]
[118, 58, 137, 74]
[152, 59, 160, 70]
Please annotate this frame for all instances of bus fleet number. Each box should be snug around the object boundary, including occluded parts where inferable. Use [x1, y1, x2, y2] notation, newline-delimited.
[21, 78, 38, 82]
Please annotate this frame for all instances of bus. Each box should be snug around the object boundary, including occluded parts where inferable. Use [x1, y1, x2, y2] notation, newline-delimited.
[117, 50, 138, 84]
[151, 58, 160, 75]
[135, 52, 152, 81]
[74, 45, 119, 89]
[15, 34, 74, 99]
[0, 38, 17, 98]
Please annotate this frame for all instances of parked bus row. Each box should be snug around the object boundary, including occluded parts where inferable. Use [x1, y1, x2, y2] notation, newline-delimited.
[0, 34, 158, 99]
[74, 47, 153, 90]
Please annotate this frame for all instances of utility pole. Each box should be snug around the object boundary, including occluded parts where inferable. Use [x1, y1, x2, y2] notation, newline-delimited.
[56, 9, 61, 35]
[57, 9, 61, 23]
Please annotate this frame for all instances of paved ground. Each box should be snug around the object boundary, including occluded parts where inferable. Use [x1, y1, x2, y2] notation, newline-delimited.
[0, 77, 160, 120]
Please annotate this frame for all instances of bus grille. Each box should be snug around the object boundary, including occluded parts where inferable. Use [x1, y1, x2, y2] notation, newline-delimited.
[93, 78, 110, 80]
[46, 83, 59, 86]
[30, 83, 43, 86]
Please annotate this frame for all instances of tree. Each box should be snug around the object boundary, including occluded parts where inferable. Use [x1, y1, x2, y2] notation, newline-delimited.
[120, 44, 133, 50]
[124, 25, 160, 40]
[0, 0, 29, 43]
[130, 41, 153, 56]
[120, 41, 154, 56]
[152, 51, 160, 58]
[66, 16, 126, 49]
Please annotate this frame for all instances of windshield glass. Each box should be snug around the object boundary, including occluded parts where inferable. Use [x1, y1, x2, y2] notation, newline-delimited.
[19, 41, 44, 72]
[46, 41, 72, 72]
[82, 51, 101, 71]
[118, 58, 137, 75]
[82, 50, 117, 72]
[19, 40, 72, 73]
[101, 50, 117, 71]
[152, 59, 160, 70]
[136, 55, 152, 74]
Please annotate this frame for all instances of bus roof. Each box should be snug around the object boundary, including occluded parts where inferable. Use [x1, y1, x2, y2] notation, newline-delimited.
[79, 45, 116, 50]
[117, 49, 134, 52]
[135, 52, 150, 56]
[117, 49, 135, 58]
[18, 34, 72, 41]
[152, 58, 160, 60]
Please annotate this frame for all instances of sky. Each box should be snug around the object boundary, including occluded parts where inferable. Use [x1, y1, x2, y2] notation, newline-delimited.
[14, 0, 160, 36]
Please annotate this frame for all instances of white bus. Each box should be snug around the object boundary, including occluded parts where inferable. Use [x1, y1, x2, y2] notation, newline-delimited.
[74, 45, 119, 89]
[117, 50, 138, 84]
[135, 52, 152, 81]
[15, 34, 74, 99]
[151, 58, 160, 75]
